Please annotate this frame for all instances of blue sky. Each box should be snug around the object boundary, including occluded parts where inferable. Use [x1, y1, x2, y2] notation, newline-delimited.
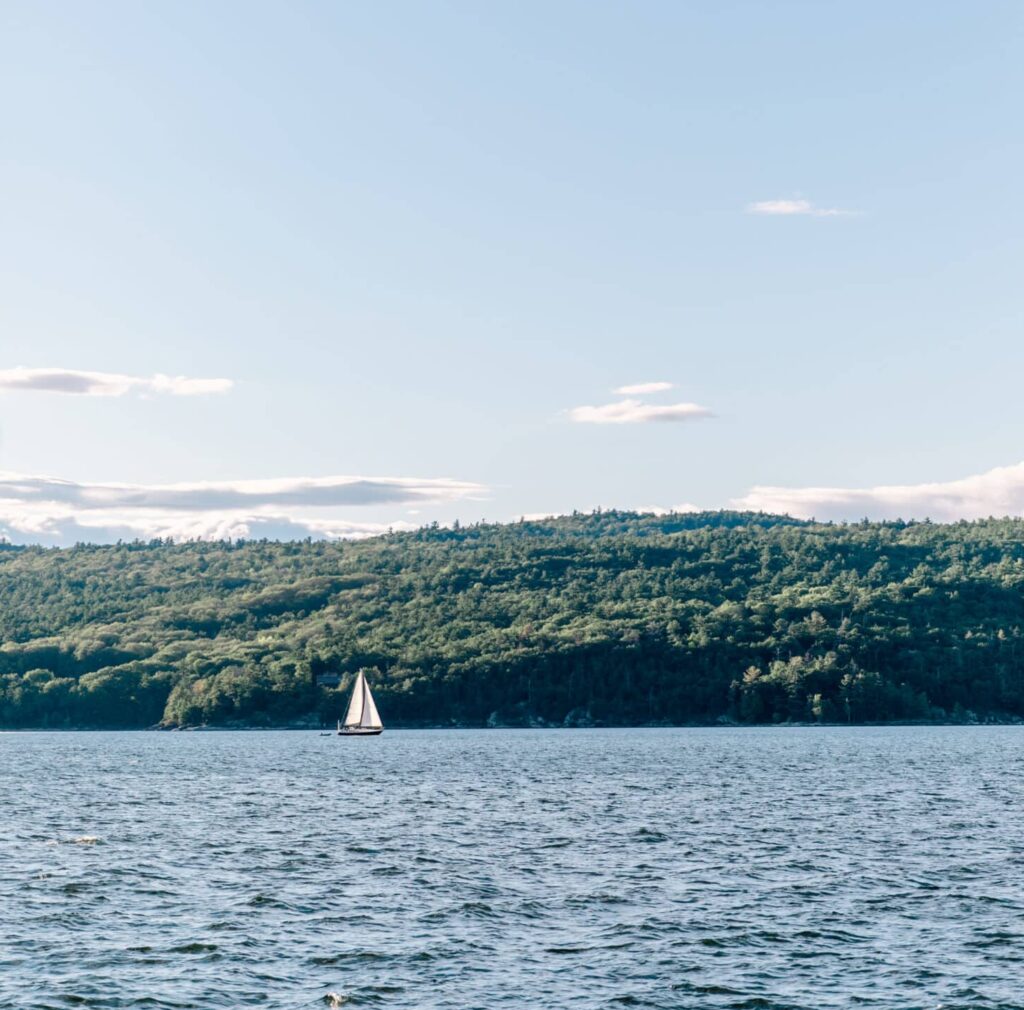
[1, 1, 1022, 543]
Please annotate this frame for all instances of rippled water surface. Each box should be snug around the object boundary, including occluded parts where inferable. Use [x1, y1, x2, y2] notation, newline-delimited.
[3, 728, 1024, 1009]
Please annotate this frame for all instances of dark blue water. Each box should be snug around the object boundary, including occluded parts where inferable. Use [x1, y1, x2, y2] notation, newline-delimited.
[3, 728, 1024, 1009]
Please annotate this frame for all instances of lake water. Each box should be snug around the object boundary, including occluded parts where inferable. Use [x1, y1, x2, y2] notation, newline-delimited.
[2, 727, 1024, 1009]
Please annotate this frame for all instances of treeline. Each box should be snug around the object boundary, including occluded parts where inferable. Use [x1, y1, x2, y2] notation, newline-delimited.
[2, 510, 1024, 728]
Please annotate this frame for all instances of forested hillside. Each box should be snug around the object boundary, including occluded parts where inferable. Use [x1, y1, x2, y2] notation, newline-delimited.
[2, 510, 1024, 728]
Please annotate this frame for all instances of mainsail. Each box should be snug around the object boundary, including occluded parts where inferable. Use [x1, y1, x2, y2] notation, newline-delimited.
[342, 670, 383, 731]
[343, 671, 365, 726]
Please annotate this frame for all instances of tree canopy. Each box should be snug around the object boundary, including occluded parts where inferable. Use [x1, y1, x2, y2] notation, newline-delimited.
[2, 510, 1024, 728]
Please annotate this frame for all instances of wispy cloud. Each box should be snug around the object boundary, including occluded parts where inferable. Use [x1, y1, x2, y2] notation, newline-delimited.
[732, 461, 1024, 522]
[614, 381, 674, 395]
[0, 367, 234, 397]
[0, 471, 487, 546]
[746, 198, 855, 218]
[0, 472, 486, 510]
[569, 398, 712, 424]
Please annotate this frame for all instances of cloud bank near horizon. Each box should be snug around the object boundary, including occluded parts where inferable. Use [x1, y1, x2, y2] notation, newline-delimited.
[732, 461, 1024, 522]
[0, 367, 234, 397]
[9, 460, 1024, 546]
[0, 471, 486, 546]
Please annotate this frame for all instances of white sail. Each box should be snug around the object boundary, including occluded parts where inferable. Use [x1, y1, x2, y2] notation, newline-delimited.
[343, 671, 365, 727]
[361, 681, 383, 729]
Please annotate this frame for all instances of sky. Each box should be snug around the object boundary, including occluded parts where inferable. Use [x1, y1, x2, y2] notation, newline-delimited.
[1, 1, 1023, 544]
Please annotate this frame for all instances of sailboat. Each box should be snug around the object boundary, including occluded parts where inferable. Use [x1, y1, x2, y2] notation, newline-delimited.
[337, 669, 384, 736]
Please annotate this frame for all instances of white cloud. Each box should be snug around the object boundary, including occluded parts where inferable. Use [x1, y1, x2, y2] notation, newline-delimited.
[732, 461, 1024, 522]
[0, 470, 486, 546]
[746, 199, 855, 218]
[0, 510, 417, 547]
[148, 375, 234, 396]
[0, 472, 484, 510]
[569, 398, 712, 424]
[0, 367, 234, 397]
[614, 381, 674, 395]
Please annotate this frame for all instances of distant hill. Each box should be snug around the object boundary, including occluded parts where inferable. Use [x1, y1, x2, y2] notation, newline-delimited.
[2, 509, 1023, 728]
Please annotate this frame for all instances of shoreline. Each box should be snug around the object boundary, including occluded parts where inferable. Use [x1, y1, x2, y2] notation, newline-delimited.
[3, 718, 1022, 732]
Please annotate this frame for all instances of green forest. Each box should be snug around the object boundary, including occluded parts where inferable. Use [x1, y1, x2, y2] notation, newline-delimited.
[3, 510, 1024, 729]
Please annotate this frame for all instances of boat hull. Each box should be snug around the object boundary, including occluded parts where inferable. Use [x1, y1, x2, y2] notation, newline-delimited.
[337, 727, 383, 736]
